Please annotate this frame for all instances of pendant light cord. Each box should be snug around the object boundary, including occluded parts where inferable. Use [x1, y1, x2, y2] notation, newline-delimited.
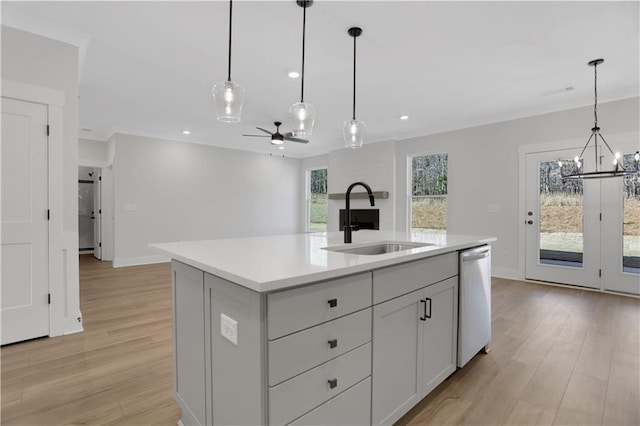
[593, 63, 598, 128]
[352, 33, 357, 120]
[227, 0, 233, 82]
[300, 3, 307, 102]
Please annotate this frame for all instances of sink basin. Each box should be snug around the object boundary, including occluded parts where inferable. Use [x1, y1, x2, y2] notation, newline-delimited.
[323, 241, 433, 256]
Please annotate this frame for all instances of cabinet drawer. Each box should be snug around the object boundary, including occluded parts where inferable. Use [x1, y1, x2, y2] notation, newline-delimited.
[269, 308, 371, 386]
[373, 252, 457, 304]
[269, 343, 371, 426]
[268, 272, 372, 340]
[288, 377, 371, 426]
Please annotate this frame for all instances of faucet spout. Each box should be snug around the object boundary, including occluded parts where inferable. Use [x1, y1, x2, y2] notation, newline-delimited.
[344, 181, 375, 243]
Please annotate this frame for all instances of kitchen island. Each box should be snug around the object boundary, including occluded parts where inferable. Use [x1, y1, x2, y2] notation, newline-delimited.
[152, 231, 495, 426]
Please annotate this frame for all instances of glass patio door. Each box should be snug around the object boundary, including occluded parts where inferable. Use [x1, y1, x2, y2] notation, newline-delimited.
[525, 146, 639, 295]
[601, 148, 640, 294]
[525, 149, 601, 289]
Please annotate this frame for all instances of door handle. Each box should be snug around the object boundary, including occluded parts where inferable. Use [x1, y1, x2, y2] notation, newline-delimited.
[420, 299, 427, 321]
[425, 298, 432, 319]
[527, 220, 533, 225]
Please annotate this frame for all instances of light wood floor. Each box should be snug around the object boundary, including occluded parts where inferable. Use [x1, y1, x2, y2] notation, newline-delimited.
[2, 256, 639, 425]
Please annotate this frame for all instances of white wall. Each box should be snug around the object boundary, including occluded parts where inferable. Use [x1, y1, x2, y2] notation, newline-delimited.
[327, 142, 397, 232]
[299, 97, 639, 279]
[394, 97, 639, 278]
[79, 138, 109, 165]
[1, 26, 82, 334]
[112, 133, 302, 266]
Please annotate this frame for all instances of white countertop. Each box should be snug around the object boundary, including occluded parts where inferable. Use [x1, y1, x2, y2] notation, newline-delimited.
[150, 231, 496, 292]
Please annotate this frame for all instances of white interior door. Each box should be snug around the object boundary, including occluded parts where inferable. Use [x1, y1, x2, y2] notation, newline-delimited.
[1, 97, 50, 345]
[93, 170, 102, 259]
[525, 149, 601, 289]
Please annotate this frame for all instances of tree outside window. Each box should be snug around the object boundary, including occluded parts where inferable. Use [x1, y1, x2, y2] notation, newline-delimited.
[309, 168, 328, 231]
[410, 153, 448, 233]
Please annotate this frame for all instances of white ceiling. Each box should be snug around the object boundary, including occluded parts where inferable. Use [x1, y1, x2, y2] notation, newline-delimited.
[3, 1, 639, 158]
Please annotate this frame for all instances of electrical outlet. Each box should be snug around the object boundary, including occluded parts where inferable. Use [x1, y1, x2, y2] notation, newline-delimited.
[221, 313, 238, 345]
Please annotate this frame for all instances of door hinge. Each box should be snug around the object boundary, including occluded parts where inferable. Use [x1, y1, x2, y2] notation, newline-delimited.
[600, 213, 602, 221]
[99, 242, 102, 248]
[46, 125, 50, 136]
[47, 209, 50, 220]
[48, 293, 51, 304]
[99, 176, 102, 181]
[99, 209, 101, 214]
[599, 269, 602, 277]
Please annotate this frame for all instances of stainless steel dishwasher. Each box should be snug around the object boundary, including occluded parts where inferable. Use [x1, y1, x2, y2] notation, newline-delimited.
[458, 245, 492, 368]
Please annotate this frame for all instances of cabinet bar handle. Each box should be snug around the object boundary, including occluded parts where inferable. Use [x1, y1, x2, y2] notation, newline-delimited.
[420, 299, 427, 321]
[328, 339, 338, 349]
[425, 297, 432, 319]
[328, 298, 338, 308]
[328, 378, 338, 389]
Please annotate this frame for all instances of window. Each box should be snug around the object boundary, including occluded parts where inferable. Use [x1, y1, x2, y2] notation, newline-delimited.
[308, 168, 328, 232]
[410, 153, 448, 233]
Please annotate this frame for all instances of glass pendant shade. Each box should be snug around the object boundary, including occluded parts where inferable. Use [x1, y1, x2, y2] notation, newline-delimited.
[288, 101, 316, 137]
[213, 80, 245, 123]
[343, 119, 366, 149]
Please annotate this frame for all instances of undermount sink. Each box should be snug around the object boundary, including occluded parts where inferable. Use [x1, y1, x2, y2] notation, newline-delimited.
[323, 241, 433, 256]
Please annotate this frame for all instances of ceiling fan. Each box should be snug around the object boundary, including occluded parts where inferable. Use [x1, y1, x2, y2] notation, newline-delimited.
[242, 121, 309, 145]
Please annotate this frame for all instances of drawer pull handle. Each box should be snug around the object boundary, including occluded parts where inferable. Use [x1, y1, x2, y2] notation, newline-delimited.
[425, 297, 432, 319]
[328, 378, 338, 389]
[328, 298, 338, 308]
[328, 339, 338, 349]
[420, 299, 427, 321]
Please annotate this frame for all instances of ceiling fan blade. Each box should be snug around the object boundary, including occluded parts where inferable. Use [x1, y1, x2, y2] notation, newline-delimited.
[284, 135, 309, 144]
[242, 134, 270, 138]
[256, 127, 274, 135]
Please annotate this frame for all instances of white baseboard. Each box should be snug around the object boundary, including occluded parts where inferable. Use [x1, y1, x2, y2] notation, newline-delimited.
[113, 255, 170, 268]
[64, 320, 84, 335]
[491, 267, 521, 281]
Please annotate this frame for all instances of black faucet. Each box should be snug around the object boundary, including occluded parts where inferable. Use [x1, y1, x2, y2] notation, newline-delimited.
[344, 181, 375, 243]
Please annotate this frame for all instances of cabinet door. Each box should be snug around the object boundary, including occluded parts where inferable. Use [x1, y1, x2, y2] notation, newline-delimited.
[372, 289, 423, 425]
[421, 277, 458, 397]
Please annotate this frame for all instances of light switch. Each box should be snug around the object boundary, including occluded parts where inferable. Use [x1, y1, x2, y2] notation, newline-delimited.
[221, 313, 238, 345]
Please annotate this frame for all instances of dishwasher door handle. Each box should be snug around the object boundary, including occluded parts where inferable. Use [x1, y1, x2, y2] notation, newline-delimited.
[462, 247, 490, 262]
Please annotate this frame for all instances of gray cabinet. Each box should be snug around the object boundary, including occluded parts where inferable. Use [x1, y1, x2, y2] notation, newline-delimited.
[173, 261, 372, 426]
[172, 261, 207, 426]
[172, 252, 461, 426]
[267, 273, 372, 426]
[372, 289, 423, 425]
[421, 277, 458, 397]
[371, 254, 459, 426]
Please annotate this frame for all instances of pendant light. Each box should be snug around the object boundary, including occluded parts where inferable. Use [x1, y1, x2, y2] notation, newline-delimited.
[212, 0, 245, 123]
[288, 0, 316, 138]
[561, 59, 639, 179]
[343, 27, 365, 149]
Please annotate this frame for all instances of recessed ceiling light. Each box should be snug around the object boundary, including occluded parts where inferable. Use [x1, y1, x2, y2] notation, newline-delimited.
[400, 115, 409, 120]
[288, 71, 300, 79]
[182, 130, 191, 135]
[81, 128, 92, 132]
[278, 146, 285, 150]
[564, 86, 574, 92]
